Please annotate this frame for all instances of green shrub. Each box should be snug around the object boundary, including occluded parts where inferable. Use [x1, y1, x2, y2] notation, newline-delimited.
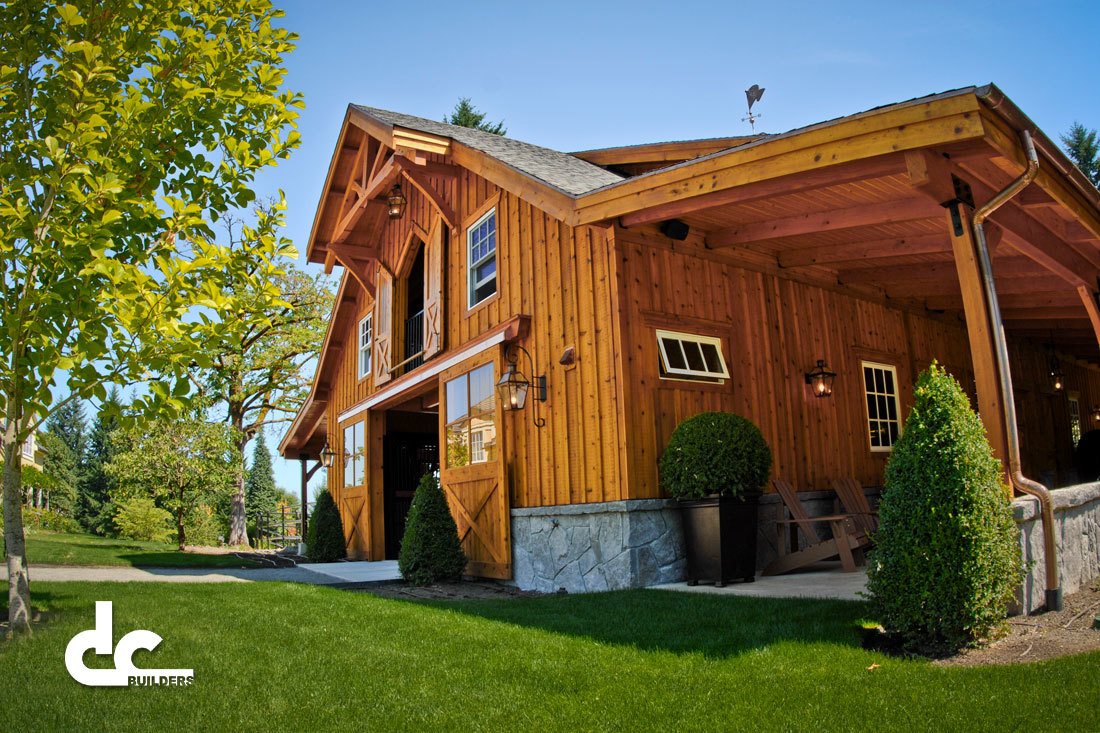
[867, 363, 1023, 656]
[306, 490, 346, 563]
[399, 473, 467, 585]
[114, 496, 173, 544]
[659, 412, 773, 500]
[24, 508, 82, 534]
[184, 504, 222, 547]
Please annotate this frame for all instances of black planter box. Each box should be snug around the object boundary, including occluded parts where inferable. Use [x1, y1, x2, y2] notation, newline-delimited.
[677, 494, 760, 586]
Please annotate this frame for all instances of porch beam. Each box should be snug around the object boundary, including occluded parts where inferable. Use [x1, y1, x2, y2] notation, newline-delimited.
[946, 201, 1011, 471]
[398, 162, 458, 231]
[778, 233, 947, 268]
[618, 155, 906, 228]
[705, 198, 942, 249]
[838, 256, 1044, 285]
[1077, 285, 1100, 347]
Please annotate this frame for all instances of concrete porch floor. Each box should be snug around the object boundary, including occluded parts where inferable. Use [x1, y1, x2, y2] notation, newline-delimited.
[295, 560, 401, 585]
[655, 562, 868, 601]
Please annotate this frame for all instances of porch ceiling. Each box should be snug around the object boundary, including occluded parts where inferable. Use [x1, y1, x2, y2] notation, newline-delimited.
[642, 136, 1100, 365]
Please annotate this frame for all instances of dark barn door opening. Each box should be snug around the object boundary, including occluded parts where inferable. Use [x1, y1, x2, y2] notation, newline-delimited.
[382, 408, 439, 559]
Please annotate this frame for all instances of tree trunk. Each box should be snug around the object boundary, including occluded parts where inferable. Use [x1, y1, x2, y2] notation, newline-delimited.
[227, 405, 249, 546]
[176, 494, 186, 552]
[3, 432, 32, 636]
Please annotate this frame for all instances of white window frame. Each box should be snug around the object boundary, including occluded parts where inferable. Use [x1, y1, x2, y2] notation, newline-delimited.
[861, 361, 902, 453]
[467, 208, 497, 309]
[470, 430, 485, 463]
[21, 437, 33, 460]
[1068, 395, 1082, 447]
[357, 314, 372, 380]
[656, 329, 730, 381]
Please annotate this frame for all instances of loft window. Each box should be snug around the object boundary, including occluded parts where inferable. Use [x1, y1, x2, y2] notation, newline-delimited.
[21, 438, 33, 460]
[656, 329, 730, 382]
[862, 361, 901, 452]
[1068, 396, 1082, 447]
[445, 362, 496, 468]
[343, 421, 365, 487]
[467, 208, 497, 308]
[357, 314, 372, 380]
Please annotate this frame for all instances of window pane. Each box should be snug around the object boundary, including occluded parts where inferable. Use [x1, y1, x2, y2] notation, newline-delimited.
[354, 422, 365, 485]
[682, 341, 706, 372]
[446, 376, 469, 424]
[343, 425, 354, 487]
[662, 338, 687, 370]
[446, 420, 470, 468]
[469, 363, 495, 414]
[887, 396, 898, 420]
[864, 367, 874, 392]
[476, 258, 496, 282]
[701, 343, 722, 373]
[474, 278, 496, 303]
[874, 368, 885, 393]
[878, 395, 889, 421]
[866, 394, 878, 419]
[884, 369, 895, 394]
[887, 422, 900, 446]
[869, 421, 881, 447]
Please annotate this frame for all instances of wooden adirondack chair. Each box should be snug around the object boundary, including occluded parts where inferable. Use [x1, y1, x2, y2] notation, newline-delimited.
[762, 478, 871, 576]
[831, 478, 878, 537]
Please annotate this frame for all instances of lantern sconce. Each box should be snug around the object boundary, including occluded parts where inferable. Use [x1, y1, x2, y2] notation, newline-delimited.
[497, 343, 548, 428]
[319, 441, 336, 469]
[387, 182, 407, 220]
[1092, 405, 1100, 424]
[804, 359, 837, 398]
[1050, 363, 1065, 393]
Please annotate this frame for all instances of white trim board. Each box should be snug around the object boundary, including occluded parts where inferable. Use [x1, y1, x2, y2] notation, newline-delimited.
[338, 329, 506, 424]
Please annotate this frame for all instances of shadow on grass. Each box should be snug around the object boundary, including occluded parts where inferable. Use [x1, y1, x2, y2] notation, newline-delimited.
[116, 553, 256, 569]
[414, 588, 872, 660]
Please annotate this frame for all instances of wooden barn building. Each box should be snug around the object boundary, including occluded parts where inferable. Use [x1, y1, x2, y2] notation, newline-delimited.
[281, 85, 1100, 594]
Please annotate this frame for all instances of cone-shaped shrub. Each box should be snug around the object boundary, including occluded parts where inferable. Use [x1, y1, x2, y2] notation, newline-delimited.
[659, 412, 772, 500]
[399, 472, 467, 585]
[306, 490, 346, 563]
[867, 363, 1022, 656]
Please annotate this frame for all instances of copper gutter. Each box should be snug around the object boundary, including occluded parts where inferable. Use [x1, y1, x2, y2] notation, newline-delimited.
[970, 129, 1063, 611]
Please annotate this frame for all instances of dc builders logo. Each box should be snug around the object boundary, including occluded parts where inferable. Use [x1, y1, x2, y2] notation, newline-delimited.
[65, 601, 194, 687]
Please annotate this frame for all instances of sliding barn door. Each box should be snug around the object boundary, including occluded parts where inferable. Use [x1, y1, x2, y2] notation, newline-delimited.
[439, 351, 511, 579]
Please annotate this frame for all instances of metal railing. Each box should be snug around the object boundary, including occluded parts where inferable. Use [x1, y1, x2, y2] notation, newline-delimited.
[400, 309, 424, 375]
[250, 503, 312, 550]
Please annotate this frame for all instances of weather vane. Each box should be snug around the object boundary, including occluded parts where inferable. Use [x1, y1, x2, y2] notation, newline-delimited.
[743, 84, 765, 133]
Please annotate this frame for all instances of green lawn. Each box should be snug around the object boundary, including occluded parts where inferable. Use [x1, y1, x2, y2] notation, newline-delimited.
[21, 531, 260, 569]
[1, 582, 1097, 731]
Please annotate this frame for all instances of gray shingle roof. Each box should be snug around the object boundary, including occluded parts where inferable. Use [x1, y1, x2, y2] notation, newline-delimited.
[352, 105, 624, 197]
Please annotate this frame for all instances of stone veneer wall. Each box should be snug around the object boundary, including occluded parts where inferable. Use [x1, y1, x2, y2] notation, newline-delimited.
[511, 500, 686, 593]
[1014, 481, 1100, 614]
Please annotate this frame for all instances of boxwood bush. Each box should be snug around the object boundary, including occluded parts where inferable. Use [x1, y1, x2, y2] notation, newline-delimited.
[399, 472, 467, 585]
[306, 490, 346, 563]
[659, 412, 772, 500]
[867, 363, 1022, 656]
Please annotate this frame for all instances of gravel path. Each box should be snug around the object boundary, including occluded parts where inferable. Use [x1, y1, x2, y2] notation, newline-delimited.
[1, 565, 343, 584]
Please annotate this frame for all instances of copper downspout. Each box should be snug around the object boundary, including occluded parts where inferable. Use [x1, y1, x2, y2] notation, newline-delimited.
[970, 130, 1063, 611]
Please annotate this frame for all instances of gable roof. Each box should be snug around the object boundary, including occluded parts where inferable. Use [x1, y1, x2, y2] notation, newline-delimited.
[352, 105, 624, 196]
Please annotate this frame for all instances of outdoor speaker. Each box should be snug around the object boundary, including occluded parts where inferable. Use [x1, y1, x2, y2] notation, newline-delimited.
[659, 219, 690, 241]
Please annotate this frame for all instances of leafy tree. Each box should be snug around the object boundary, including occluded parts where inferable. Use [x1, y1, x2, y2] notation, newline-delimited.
[867, 364, 1022, 656]
[194, 206, 333, 545]
[77, 387, 123, 535]
[399, 473, 466, 585]
[0, 0, 301, 633]
[107, 415, 238, 551]
[245, 431, 279, 521]
[444, 97, 507, 136]
[306, 490, 346, 562]
[1061, 122, 1100, 187]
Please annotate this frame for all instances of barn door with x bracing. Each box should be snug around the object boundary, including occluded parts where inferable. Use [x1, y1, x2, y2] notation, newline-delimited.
[439, 351, 511, 579]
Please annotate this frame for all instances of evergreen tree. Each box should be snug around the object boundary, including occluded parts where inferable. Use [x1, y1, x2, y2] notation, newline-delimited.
[443, 97, 507, 136]
[398, 473, 467, 585]
[306, 490, 346, 562]
[244, 431, 279, 521]
[78, 388, 123, 535]
[45, 400, 87, 466]
[36, 432, 76, 515]
[1061, 122, 1100, 187]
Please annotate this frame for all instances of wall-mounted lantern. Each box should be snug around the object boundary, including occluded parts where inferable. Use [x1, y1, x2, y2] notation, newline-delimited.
[319, 441, 336, 469]
[804, 359, 837, 398]
[497, 344, 547, 427]
[387, 183, 407, 220]
[1050, 363, 1065, 393]
[1092, 405, 1100, 424]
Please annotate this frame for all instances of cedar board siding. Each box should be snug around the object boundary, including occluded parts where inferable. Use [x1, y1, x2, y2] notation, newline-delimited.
[325, 162, 627, 553]
[613, 225, 1100, 497]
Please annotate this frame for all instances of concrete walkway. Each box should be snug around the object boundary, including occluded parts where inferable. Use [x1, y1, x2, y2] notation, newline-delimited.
[656, 563, 868, 601]
[2, 560, 401, 586]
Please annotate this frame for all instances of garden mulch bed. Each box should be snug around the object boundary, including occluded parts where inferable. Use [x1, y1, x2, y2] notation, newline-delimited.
[936, 581, 1100, 667]
[357, 580, 543, 602]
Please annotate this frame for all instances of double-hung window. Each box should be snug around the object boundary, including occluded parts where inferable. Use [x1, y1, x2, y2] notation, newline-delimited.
[357, 314, 372, 380]
[1068, 396, 1082, 447]
[467, 208, 497, 308]
[862, 361, 901, 451]
[656, 330, 730, 382]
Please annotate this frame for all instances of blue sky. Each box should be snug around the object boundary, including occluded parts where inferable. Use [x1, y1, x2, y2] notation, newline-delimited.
[59, 1, 1097, 496]
[257, 0, 1099, 494]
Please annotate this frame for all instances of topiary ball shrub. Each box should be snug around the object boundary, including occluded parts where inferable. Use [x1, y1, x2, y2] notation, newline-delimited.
[659, 412, 772, 500]
[306, 490, 346, 563]
[866, 363, 1023, 657]
[399, 472, 467, 585]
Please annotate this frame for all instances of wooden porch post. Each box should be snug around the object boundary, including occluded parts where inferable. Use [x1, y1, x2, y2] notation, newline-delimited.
[299, 456, 311, 540]
[945, 202, 1012, 474]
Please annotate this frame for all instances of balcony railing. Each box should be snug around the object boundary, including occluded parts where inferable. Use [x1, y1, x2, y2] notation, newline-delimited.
[391, 309, 424, 377]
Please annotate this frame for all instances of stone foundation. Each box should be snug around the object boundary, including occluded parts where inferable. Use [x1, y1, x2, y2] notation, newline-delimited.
[511, 499, 686, 593]
[1014, 481, 1100, 614]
